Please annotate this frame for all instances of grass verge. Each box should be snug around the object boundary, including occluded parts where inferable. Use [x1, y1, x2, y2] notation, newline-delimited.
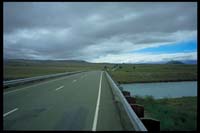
[109, 64, 197, 83]
[135, 96, 197, 131]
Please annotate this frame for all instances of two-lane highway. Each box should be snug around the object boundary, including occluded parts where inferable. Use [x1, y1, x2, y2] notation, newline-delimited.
[3, 71, 124, 130]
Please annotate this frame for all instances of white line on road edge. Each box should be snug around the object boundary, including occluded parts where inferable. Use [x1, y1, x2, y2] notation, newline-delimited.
[4, 73, 82, 95]
[82, 75, 86, 78]
[55, 86, 64, 91]
[3, 108, 18, 117]
[92, 71, 103, 131]
[81, 74, 87, 79]
[4, 87, 29, 95]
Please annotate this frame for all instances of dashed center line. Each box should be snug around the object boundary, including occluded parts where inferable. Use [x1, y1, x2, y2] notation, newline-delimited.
[55, 86, 64, 91]
[4, 73, 80, 95]
[81, 74, 87, 78]
[72, 80, 77, 83]
[3, 108, 18, 117]
[81, 75, 85, 79]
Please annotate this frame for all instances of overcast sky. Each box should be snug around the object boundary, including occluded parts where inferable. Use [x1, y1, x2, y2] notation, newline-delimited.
[3, 2, 197, 63]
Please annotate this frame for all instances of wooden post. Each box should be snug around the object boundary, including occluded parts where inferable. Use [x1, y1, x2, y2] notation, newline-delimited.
[140, 118, 160, 132]
[122, 91, 130, 97]
[125, 96, 136, 104]
[130, 104, 144, 118]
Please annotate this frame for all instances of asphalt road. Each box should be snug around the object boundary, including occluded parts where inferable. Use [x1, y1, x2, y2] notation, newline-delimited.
[3, 71, 124, 131]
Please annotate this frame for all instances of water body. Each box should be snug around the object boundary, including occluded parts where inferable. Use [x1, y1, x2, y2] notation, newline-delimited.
[121, 81, 197, 99]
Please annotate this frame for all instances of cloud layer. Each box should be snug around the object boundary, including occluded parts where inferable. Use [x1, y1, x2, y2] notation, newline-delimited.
[3, 2, 197, 63]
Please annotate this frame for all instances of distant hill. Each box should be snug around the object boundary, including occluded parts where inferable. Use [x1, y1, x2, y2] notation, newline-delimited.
[181, 60, 197, 64]
[48, 60, 89, 64]
[4, 59, 197, 65]
[166, 60, 184, 64]
[3, 59, 90, 66]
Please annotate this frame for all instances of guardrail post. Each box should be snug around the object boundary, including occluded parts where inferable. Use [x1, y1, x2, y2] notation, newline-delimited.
[125, 96, 136, 104]
[130, 104, 144, 118]
[122, 91, 131, 97]
[140, 118, 160, 132]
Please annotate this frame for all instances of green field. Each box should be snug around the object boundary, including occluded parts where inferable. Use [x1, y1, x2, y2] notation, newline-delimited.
[3, 60, 111, 80]
[4, 60, 197, 83]
[135, 96, 197, 131]
[108, 64, 197, 83]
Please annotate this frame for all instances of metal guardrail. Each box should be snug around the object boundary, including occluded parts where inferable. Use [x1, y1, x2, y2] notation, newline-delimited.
[3, 71, 83, 87]
[105, 71, 147, 131]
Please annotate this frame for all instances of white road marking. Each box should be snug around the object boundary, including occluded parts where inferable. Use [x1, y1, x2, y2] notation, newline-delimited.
[72, 79, 77, 83]
[3, 73, 82, 95]
[3, 108, 18, 117]
[55, 85, 64, 91]
[81, 74, 87, 79]
[92, 71, 103, 131]
[4, 87, 30, 95]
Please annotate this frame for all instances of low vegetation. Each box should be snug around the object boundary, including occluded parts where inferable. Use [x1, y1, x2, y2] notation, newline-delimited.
[109, 64, 197, 83]
[4, 60, 197, 84]
[135, 96, 197, 131]
[3, 59, 113, 80]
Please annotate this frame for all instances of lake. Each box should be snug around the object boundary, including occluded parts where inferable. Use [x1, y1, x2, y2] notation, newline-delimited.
[121, 81, 197, 99]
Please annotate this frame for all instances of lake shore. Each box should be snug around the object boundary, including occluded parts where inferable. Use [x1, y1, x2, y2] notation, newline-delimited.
[118, 79, 197, 84]
[120, 81, 197, 99]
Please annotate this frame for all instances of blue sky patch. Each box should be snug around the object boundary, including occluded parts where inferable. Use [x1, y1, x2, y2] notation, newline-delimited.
[131, 39, 197, 54]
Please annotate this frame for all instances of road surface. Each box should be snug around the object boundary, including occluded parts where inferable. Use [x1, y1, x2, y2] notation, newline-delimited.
[3, 71, 125, 130]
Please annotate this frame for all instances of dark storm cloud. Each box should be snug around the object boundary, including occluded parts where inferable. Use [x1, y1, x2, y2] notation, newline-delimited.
[3, 2, 197, 62]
